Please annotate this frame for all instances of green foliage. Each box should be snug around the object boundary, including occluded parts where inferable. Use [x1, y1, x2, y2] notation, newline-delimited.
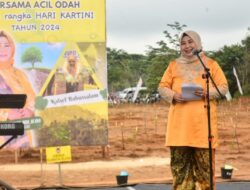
[144, 22, 186, 92]
[241, 35, 250, 88]
[210, 34, 250, 97]
[107, 48, 147, 92]
[145, 47, 178, 92]
[163, 21, 187, 50]
[21, 46, 43, 68]
[107, 22, 186, 93]
[210, 45, 245, 96]
[234, 84, 250, 98]
[107, 22, 250, 97]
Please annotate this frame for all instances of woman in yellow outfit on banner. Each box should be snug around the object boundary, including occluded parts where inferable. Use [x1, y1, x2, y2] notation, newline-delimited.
[0, 30, 35, 147]
[64, 54, 84, 93]
[158, 30, 228, 190]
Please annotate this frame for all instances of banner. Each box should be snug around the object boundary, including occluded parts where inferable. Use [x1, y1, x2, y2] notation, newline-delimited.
[0, 0, 108, 148]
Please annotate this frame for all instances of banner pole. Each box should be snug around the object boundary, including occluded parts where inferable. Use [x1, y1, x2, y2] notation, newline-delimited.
[40, 148, 44, 186]
[58, 163, 63, 186]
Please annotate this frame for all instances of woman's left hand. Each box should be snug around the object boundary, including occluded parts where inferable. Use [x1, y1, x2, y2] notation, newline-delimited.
[194, 89, 206, 98]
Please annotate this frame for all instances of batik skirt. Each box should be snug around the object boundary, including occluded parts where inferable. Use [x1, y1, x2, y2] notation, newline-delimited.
[170, 146, 215, 190]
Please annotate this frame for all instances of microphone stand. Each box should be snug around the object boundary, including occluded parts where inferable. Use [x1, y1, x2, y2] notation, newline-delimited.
[194, 51, 224, 190]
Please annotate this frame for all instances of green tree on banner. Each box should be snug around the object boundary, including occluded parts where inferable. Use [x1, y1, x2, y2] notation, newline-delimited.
[21, 46, 43, 68]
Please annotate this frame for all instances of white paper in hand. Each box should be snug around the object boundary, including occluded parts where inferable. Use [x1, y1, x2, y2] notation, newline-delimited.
[181, 83, 203, 101]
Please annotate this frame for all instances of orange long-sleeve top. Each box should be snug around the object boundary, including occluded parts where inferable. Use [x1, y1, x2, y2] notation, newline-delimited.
[159, 56, 228, 148]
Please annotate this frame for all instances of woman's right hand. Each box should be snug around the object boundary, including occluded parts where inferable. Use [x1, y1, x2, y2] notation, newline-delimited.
[173, 93, 185, 103]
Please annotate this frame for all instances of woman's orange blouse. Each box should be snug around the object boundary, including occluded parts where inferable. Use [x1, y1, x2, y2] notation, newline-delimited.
[159, 56, 228, 148]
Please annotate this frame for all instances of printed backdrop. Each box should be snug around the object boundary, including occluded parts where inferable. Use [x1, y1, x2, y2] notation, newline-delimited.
[0, 0, 108, 148]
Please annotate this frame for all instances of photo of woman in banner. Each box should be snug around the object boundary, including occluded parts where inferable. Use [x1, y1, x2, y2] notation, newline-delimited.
[0, 30, 36, 148]
[49, 53, 85, 95]
[64, 54, 84, 93]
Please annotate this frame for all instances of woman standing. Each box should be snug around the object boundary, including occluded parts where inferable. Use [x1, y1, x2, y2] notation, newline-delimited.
[158, 30, 228, 190]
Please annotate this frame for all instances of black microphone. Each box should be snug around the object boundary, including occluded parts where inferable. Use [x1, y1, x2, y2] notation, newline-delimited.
[192, 49, 202, 55]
